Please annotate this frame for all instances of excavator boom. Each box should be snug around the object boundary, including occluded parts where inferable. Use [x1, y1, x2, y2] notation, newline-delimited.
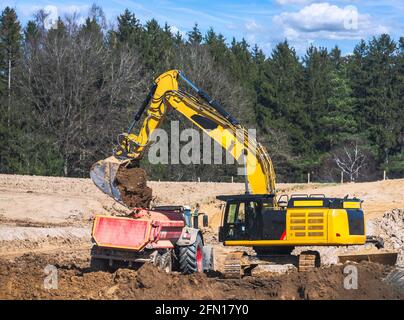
[90, 70, 276, 205]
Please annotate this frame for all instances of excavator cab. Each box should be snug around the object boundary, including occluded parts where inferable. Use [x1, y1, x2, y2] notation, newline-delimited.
[217, 193, 374, 247]
[217, 194, 279, 243]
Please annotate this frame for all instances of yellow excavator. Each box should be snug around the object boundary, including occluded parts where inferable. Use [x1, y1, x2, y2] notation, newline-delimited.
[91, 70, 396, 277]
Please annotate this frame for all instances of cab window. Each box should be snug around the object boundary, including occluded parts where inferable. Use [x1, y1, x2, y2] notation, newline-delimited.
[227, 203, 238, 223]
[237, 203, 246, 223]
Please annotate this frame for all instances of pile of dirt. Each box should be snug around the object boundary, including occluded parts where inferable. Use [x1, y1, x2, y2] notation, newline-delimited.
[372, 209, 404, 266]
[116, 166, 153, 209]
[0, 253, 402, 300]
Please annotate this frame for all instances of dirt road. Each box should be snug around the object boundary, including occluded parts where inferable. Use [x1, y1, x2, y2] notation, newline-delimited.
[1, 174, 402, 225]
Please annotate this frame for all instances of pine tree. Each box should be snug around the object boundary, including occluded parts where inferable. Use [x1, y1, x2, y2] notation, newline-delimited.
[24, 20, 40, 46]
[303, 46, 334, 152]
[0, 7, 22, 125]
[204, 28, 228, 65]
[259, 41, 308, 152]
[321, 66, 357, 149]
[252, 44, 265, 65]
[173, 31, 183, 46]
[141, 19, 174, 72]
[187, 23, 202, 45]
[116, 9, 141, 44]
[354, 35, 398, 163]
[330, 46, 343, 69]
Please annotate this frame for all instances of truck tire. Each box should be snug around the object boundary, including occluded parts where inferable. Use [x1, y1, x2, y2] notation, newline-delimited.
[178, 233, 203, 274]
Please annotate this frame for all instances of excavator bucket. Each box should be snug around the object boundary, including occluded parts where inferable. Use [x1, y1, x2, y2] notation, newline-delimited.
[90, 156, 129, 204]
[91, 156, 153, 209]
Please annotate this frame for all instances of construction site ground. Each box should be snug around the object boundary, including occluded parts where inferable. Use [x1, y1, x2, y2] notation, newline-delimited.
[0, 174, 403, 300]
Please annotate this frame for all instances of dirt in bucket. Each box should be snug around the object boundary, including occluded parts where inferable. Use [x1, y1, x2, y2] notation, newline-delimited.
[115, 166, 153, 209]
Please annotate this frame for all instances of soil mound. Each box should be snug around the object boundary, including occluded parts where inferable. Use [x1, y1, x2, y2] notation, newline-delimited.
[371, 208, 404, 266]
[116, 166, 153, 208]
[0, 253, 402, 300]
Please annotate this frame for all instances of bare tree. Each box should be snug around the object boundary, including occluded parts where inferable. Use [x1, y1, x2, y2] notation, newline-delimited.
[19, 13, 148, 176]
[155, 44, 253, 181]
[333, 140, 367, 182]
[175, 44, 251, 122]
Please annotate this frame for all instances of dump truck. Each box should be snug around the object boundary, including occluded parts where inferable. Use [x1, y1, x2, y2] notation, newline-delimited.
[90, 205, 214, 273]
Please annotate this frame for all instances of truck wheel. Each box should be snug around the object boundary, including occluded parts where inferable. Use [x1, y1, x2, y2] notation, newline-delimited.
[179, 234, 203, 274]
[160, 252, 172, 273]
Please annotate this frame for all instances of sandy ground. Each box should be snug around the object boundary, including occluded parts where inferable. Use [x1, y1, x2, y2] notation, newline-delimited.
[1, 174, 402, 226]
[0, 174, 403, 299]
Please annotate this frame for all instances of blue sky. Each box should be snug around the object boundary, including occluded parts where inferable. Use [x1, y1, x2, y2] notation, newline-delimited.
[1, 0, 403, 56]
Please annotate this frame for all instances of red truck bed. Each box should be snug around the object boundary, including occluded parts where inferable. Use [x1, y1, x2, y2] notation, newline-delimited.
[92, 209, 186, 251]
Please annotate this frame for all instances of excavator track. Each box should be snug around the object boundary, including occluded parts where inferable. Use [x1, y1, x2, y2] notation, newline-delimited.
[224, 251, 248, 278]
[224, 250, 321, 276]
[298, 251, 320, 272]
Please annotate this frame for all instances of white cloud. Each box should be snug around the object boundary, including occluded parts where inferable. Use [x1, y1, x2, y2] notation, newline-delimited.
[274, 2, 389, 41]
[16, 3, 89, 20]
[245, 20, 263, 32]
[275, 3, 354, 32]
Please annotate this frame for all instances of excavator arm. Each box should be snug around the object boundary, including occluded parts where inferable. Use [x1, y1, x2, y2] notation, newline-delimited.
[90, 70, 276, 204]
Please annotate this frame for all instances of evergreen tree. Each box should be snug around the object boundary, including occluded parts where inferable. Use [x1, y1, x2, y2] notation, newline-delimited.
[252, 44, 265, 65]
[115, 9, 141, 44]
[395, 38, 404, 168]
[330, 46, 343, 69]
[187, 23, 202, 45]
[204, 28, 228, 66]
[173, 31, 183, 46]
[0, 6, 402, 182]
[0, 7, 22, 122]
[139, 19, 174, 72]
[24, 20, 40, 46]
[321, 66, 357, 149]
[352, 35, 399, 164]
[258, 41, 308, 153]
[303, 46, 334, 153]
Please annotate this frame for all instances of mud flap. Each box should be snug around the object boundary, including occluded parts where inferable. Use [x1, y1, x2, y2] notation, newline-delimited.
[203, 246, 214, 271]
